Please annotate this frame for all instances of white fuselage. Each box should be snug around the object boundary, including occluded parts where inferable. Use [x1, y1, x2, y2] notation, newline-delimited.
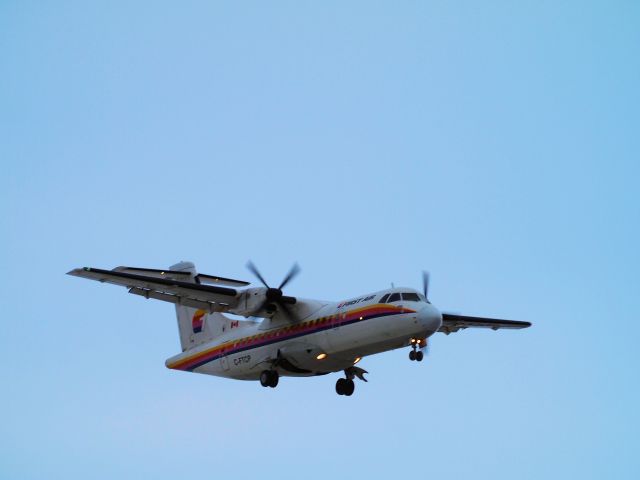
[166, 288, 442, 380]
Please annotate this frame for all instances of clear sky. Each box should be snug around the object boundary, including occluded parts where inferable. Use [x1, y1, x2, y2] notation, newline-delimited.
[1, 1, 638, 479]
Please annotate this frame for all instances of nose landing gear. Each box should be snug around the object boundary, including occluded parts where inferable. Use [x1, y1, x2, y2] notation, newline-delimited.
[409, 338, 426, 362]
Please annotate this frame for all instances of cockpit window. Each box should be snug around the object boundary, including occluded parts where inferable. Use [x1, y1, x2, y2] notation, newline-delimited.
[401, 292, 421, 302]
[388, 293, 401, 303]
[379, 293, 390, 303]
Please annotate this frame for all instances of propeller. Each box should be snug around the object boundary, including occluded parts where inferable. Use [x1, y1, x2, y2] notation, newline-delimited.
[422, 270, 431, 303]
[246, 261, 300, 320]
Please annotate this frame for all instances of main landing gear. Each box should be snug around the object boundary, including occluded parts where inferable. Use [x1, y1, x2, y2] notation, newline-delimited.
[260, 370, 279, 388]
[335, 366, 368, 396]
[409, 338, 425, 362]
[335, 378, 355, 396]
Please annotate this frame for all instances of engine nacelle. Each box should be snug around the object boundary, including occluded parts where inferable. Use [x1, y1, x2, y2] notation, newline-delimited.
[231, 287, 269, 317]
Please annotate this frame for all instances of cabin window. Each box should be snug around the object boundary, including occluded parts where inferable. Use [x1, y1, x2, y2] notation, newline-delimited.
[379, 293, 390, 303]
[388, 293, 401, 303]
[401, 292, 420, 302]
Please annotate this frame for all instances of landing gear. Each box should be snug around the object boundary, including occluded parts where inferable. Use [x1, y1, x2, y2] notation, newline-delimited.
[409, 338, 425, 362]
[335, 378, 355, 396]
[260, 370, 279, 388]
[335, 366, 367, 396]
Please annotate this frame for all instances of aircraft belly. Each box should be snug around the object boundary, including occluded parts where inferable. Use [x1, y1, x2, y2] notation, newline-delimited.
[185, 345, 265, 380]
[227, 344, 273, 380]
[191, 360, 225, 377]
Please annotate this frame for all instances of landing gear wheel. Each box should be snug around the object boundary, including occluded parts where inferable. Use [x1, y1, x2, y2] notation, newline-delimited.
[416, 350, 424, 362]
[336, 378, 355, 396]
[336, 378, 347, 395]
[268, 371, 279, 388]
[260, 370, 271, 387]
[409, 350, 417, 361]
[344, 379, 355, 396]
[260, 370, 279, 388]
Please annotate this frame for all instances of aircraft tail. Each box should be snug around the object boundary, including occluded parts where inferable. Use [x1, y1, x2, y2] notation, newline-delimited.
[170, 261, 233, 351]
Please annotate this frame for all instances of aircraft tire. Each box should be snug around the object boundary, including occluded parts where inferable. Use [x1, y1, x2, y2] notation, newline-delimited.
[269, 371, 279, 388]
[409, 350, 417, 361]
[416, 351, 424, 362]
[260, 371, 271, 387]
[344, 379, 355, 396]
[335, 378, 346, 395]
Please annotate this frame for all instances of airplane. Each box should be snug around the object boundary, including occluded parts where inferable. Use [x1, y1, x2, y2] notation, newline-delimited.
[68, 261, 531, 396]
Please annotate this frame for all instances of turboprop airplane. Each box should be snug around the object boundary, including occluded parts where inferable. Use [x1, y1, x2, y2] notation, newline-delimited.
[68, 261, 531, 396]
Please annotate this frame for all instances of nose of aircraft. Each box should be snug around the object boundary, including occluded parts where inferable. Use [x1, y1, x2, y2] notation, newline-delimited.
[417, 304, 443, 334]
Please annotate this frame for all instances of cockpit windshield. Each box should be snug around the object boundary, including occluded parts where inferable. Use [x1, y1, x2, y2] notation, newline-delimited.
[401, 292, 420, 302]
[388, 293, 401, 303]
[379, 292, 422, 303]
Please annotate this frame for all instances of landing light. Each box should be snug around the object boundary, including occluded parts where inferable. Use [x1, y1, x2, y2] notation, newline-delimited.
[354, 357, 361, 365]
[316, 353, 327, 360]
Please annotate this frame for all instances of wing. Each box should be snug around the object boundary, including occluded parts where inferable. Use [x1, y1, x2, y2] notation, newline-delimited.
[67, 267, 240, 313]
[440, 313, 531, 334]
[109, 266, 250, 287]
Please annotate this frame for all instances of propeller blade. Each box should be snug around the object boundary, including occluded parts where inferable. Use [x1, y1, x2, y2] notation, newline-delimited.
[278, 263, 300, 290]
[422, 271, 430, 300]
[280, 295, 297, 305]
[246, 261, 270, 288]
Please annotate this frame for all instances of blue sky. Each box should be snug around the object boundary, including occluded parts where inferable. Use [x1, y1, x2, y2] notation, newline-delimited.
[1, 1, 638, 479]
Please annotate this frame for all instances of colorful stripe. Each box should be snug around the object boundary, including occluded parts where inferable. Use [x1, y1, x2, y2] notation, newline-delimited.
[192, 309, 205, 333]
[167, 304, 415, 372]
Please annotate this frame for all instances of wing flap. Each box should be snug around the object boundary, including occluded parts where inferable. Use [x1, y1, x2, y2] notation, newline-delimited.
[440, 313, 531, 334]
[128, 287, 229, 313]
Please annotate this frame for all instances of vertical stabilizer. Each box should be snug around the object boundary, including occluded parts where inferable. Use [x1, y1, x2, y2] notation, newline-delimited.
[170, 261, 230, 351]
